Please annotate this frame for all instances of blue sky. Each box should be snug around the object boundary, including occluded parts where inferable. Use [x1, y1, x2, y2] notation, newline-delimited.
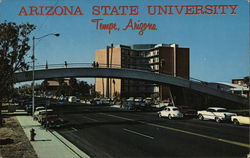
[0, 0, 249, 84]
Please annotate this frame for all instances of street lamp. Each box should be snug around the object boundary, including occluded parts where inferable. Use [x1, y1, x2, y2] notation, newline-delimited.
[32, 33, 60, 117]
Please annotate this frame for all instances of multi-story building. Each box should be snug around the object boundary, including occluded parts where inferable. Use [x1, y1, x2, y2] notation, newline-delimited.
[95, 44, 189, 100]
[232, 78, 248, 86]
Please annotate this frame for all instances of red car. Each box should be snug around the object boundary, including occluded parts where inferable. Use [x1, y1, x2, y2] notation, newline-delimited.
[177, 106, 197, 117]
[42, 115, 65, 128]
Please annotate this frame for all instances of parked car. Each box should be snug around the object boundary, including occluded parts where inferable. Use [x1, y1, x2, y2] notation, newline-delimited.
[37, 109, 54, 123]
[143, 97, 153, 106]
[91, 98, 110, 105]
[134, 97, 145, 107]
[177, 106, 197, 118]
[100, 98, 110, 105]
[197, 107, 237, 123]
[43, 115, 65, 128]
[33, 107, 45, 120]
[231, 115, 250, 125]
[68, 96, 77, 103]
[158, 106, 183, 119]
[35, 106, 45, 112]
[122, 100, 135, 110]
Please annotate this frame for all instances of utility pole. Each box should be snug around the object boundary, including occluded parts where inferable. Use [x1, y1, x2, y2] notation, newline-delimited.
[109, 44, 113, 98]
[106, 46, 109, 98]
[32, 33, 60, 117]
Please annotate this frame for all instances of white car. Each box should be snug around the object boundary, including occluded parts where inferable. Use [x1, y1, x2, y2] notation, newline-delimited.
[35, 106, 45, 112]
[197, 107, 237, 123]
[68, 96, 77, 103]
[231, 115, 250, 125]
[33, 106, 45, 120]
[158, 106, 183, 119]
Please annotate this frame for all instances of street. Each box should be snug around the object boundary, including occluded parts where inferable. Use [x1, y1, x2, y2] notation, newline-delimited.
[52, 104, 250, 158]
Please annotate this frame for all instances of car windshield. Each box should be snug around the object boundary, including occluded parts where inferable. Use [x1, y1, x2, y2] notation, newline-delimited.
[216, 109, 228, 112]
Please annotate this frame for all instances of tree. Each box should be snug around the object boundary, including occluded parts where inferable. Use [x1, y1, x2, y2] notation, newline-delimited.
[69, 77, 78, 96]
[77, 81, 91, 97]
[56, 78, 70, 96]
[0, 21, 35, 126]
[41, 79, 49, 94]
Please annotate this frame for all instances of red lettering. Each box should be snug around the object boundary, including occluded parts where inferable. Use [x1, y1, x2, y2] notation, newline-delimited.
[213, 5, 218, 15]
[130, 6, 139, 15]
[74, 6, 83, 15]
[30, 6, 39, 15]
[175, 6, 184, 15]
[147, 6, 155, 15]
[158, 6, 167, 15]
[219, 5, 228, 15]
[195, 6, 204, 15]
[55, 6, 64, 15]
[123, 19, 133, 31]
[18, 7, 28, 16]
[101, 6, 111, 15]
[92, 6, 100, 15]
[119, 6, 128, 15]
[46, 6, 54, 15]
[91, 19, 104, 29]
[110, 6, 119, 15]
[39, 6, 45, 15]
[230, 5, 238, 15]
[205, 5, 213, 15]
[64, 6, 73, 15]
[185, 6, 195, 15]
[168, 6, 173, 15]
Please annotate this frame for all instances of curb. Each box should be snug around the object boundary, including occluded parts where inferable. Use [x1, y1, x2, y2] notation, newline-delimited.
[16, 114, 90, 158]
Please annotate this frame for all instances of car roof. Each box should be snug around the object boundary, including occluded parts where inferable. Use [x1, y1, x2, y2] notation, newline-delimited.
[39, 109, 53, 112]
[207, 107, 227, 110]
[166, 106, 179, 109]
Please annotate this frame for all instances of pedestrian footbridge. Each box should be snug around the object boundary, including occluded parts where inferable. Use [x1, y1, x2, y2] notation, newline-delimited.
[14, 64, 247, 105]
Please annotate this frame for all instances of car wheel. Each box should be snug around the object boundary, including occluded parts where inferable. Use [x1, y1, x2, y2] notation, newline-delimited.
[215, 117, 221, 123]
[159, 113, 162, 118]
[198, 114, 204, 120]
[168, 114, 172, 120]
[233, 119, 239, 125]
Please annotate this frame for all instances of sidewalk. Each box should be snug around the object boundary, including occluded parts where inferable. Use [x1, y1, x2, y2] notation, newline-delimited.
[16, 115, 90, 158]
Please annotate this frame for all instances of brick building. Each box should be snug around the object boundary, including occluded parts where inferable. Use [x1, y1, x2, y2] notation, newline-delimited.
[95, 44, 189, 100]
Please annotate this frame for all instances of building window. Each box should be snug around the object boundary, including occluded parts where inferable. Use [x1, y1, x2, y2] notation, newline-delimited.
[155, 57, 159, 62]
[155, 65, 159, 70]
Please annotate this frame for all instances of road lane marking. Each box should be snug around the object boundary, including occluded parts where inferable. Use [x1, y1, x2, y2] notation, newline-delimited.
[82, 116, 99, 122]
[100, 113, 250, 149]
[71, 127, 78, 132]
[140, 121, 250, 148]
[99, 113, 134, 121]
[123, 128, 154, 139]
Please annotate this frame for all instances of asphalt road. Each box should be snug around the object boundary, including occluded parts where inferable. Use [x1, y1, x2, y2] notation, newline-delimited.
[54, 104, 250, 158]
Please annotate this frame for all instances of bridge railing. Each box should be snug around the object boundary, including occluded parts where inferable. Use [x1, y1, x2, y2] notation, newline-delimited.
[31, 63, 155, 72]
[188, 77, 247, 98]
[23, 62, 246, 98]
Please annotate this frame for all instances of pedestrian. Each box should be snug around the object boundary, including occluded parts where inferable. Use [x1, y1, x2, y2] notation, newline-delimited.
[45, 60, 48, 69]
[92, 61, 96, 68]
[65, 61, 68, 68]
